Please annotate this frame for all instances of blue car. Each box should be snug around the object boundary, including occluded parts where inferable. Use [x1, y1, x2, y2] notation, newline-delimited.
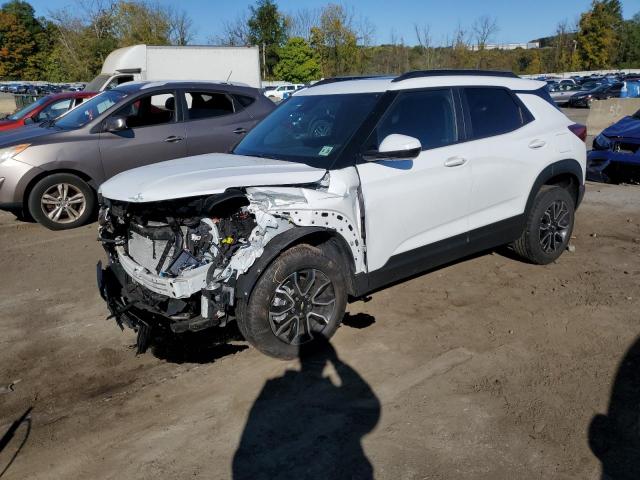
[588, 110, 640, 184]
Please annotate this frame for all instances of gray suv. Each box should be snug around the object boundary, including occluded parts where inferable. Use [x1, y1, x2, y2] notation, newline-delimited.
[0, 81, 275, 229]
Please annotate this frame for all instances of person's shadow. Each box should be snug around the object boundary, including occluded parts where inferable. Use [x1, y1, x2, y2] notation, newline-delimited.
[232, 339, 381, 480]
[589, 335, 640, 479]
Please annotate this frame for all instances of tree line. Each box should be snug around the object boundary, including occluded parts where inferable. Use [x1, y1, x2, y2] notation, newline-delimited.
[0, 0, 638, 83]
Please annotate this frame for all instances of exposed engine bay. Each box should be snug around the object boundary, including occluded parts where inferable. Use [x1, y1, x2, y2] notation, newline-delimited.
[97, 174, 365, 351]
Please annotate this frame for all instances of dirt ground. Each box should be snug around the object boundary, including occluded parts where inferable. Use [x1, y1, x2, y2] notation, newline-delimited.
[1, 110, 640, 479]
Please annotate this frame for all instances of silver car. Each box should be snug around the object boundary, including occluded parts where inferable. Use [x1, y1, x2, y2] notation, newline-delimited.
[0, 81, 275, 229]
[549, 83, 582, 106]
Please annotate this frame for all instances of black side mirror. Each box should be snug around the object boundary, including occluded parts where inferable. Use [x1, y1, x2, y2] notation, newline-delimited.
[105, 116, 127, 133]
[23, 117, 34, 125]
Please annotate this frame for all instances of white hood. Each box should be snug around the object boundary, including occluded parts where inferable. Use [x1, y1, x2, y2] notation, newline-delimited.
[99, 153, 327, 203]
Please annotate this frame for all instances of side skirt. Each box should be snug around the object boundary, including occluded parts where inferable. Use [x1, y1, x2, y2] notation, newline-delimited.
[354, 214, 524, 297]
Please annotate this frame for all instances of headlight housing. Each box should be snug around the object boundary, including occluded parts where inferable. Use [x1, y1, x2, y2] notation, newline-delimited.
[0, 144, 30, 164]
[594, 134, 612, 150]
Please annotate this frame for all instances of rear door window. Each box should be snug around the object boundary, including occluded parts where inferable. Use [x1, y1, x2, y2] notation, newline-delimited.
[463, 87, 530, 139]
[184, 91, 235, 120]
[371, 89, 458, 151]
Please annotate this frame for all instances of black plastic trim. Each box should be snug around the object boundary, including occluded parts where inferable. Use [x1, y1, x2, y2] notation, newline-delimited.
[311, 75, 391, 87]
[235, 226, 327, 301]
[524, 159, 584, 214]
[392, 70, 518, 82]
[354, 214, 524, 296]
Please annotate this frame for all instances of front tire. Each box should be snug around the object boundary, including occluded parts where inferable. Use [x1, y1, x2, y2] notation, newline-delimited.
[237, 244, 347, 359]
[512, 185, 575, 265]
[27, 173, 96, 230]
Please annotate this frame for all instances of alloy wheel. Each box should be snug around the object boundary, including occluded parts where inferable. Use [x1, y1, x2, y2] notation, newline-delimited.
[539, 200, 571, 253]
[268, 268, 337, 345]
[40, 183, 86, 224]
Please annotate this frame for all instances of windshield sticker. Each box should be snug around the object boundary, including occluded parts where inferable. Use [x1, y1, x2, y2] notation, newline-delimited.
[319, 146, 333, 156]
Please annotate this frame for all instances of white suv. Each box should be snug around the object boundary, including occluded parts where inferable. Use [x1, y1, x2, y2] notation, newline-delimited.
[97, 70, 587, 359]
[265, 83, 305, 100]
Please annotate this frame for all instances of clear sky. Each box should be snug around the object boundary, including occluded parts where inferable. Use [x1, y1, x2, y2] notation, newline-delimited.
[25, 0, 640, 46]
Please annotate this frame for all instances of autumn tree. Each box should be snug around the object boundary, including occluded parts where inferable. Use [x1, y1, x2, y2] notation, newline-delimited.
[310, 4, 359, 77]
[273, 37, 320, 82]
[576, 0, 623, 69]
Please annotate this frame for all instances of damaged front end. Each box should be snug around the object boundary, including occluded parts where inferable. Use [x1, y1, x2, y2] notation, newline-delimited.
[97, 189, 293, 351]
[588, 117, 640, 184]
[97, 173, 365, 353]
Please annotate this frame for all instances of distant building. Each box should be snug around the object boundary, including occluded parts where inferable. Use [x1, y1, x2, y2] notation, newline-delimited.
[469, 42, 540, 51]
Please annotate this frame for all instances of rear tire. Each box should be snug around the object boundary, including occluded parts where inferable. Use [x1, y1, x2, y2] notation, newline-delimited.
[512, 185, 575, 265]
[237, 244, 347, 359]
[27, 173, 95, 230]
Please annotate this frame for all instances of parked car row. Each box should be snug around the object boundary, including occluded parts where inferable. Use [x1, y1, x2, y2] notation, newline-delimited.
[548, 81, 626, 108]
[0, 83, 86, 94]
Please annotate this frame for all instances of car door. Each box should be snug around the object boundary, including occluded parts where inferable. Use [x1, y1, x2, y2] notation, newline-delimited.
[181, 90, 255, 156]
[356, 88, 472, 273]
[461, 87, 549, 231]
[99, 90, 187, 179]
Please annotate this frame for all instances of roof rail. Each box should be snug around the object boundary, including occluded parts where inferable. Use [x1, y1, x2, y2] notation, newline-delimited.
[310, 75, 390, 87]
[392, 69, 519, 82]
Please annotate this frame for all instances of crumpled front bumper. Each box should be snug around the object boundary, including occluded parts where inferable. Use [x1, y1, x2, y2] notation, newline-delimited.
[587, 147, 640, 183]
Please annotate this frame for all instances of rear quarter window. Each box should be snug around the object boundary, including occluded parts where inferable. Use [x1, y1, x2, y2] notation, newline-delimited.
[463, 87, 533, 139]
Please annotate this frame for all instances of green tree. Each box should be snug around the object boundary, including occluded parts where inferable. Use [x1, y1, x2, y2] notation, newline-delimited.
[618, 13, 640, 67]
[247, 0, 287, 78]
[310, 4, 358, 77]
[576, 0, 623, 69]
[273, 37, 320, 82]
[0, 0, 52, 79]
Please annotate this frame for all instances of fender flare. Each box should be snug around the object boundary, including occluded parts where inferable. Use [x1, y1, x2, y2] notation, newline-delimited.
[524, 159, 584, 216]
[235, 226, 332, 303]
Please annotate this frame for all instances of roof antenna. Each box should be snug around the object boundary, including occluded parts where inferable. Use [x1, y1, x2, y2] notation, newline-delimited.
[226, 70, 233, 84]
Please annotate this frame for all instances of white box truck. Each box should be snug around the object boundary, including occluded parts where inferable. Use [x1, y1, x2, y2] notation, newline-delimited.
[85, 44, 261, 91]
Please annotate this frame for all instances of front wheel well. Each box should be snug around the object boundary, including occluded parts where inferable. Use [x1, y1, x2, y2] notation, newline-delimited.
[23, 169, 96, 208]
[235, 227, 358, 303]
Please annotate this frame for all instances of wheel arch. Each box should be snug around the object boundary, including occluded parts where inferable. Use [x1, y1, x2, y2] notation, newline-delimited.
[23, 168, 98, 207]
[525, 159, 584, 217]
[235, 226, 357, 304]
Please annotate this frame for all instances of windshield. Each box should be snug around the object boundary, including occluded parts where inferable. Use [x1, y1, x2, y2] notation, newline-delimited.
[233, 93, 380, 168]
[7, 96, 49, 120]
[85, 74, 110, 92]
[54, 90, 128, 129]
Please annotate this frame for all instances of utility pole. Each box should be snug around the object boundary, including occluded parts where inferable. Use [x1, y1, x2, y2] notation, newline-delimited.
[262, 42, 266, 79]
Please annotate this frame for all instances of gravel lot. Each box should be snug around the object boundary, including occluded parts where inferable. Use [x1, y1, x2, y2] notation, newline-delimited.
[1, 109, 639, 479]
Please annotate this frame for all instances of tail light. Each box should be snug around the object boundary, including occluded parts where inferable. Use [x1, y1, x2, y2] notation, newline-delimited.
[568, 123, 587, 142]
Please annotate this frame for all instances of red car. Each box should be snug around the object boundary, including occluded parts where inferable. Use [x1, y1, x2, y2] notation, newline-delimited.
[0, 91, 96, 131]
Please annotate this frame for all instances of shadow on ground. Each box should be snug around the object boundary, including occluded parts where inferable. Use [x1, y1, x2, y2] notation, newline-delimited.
[149, 323, 247, 364]
[0, 407, 33, 479]
[232, 339, 380, 480]
[342, 312, 376, 329]
[589, 335, 640, 480]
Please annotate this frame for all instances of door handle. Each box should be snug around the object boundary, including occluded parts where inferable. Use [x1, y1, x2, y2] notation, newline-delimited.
[164, 136, 184, 143]
[444, 156, 467, 167]
[233, 127, 247, 135]
[528, 139, 546, 149]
